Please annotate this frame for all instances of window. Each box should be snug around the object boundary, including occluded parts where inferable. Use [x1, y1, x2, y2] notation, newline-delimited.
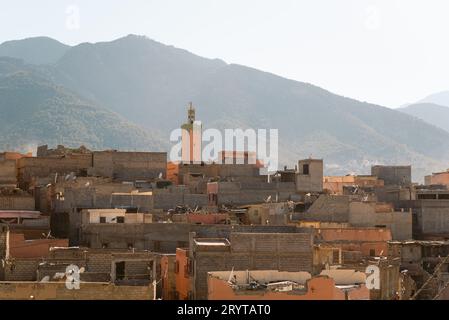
[99, 217, 106, 223]
[303, 164, 310, 175]
[184, 259, 193, 278]
[115, 261, 125, 281]
[116, 216, 125, 223]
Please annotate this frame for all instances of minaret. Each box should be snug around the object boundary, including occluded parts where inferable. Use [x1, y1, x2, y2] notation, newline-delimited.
[181, 102, 202, 163]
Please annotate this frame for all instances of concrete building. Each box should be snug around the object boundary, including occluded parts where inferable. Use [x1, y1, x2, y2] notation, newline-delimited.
[0, 246, 157, 299]
[7, 232, 68, 259]
[177, 231, 314, 299]
[218, 151, 264, 167]
[207, 270, 369, 300]
[0, 282, 155, 300]
[89, 151, 167, 181]
[425, 169, 449, 187]
[371, 165, 412, 187]
[0, 211, 50, 237]
[241, 202, 290, 225]
[0, 152, 32, 188]
[167, 162, 263, 186]
[17, 145, 167, 190]
[315, 227, 392, 260]
[0, 159, 17, 188]
[348, 201, 412, 240]
[0, 189, 35, 211]
[324, 175, 384, 195]
[207, 181, 297, 206]
[300, 195, 352, 222]
[296, 159, 323, 193]
[81, 209, 153, 225]
[80, 222, 303, 253]
[388, 240, 449, 299]
[396, 190, 449, 239]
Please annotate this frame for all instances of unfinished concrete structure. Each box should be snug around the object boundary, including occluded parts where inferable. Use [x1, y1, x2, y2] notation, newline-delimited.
[207, 270, 369, 300]
[324, 175, 384, 195]
[348, 201, 412, 240]
[371, 165, 412, 187]
[0, 159, 17, 188]
[0, 281, 155, 300]
[389, 240, 449, 300]
[296, 159, 323, 193]
[0, 189, 35, 211]
[80, 223, 303, 253]
[90, 151, 167, 181]
[395, 190, 449, 239]
[167, 162, 263, 186]
[299, 195, 352, 222]
[207, 181, 297, 206]
[178, 231, 314, 300]
[241, 202, 290, 225]
[425, 169, 449, 187]
[18, 145, 167, 190]
[316, 227, 391, 256]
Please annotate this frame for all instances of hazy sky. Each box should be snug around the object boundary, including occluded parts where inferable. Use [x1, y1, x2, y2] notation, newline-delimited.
[1, 0, 448, 107]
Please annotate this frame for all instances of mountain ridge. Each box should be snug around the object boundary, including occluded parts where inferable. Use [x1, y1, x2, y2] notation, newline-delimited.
[1, 35, 449, 180]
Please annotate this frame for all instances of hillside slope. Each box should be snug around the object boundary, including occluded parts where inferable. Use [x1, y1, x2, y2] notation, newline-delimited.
[1, 35, 449, 179]
[399, 103, 449, 133]
[0, 57, 166, 152]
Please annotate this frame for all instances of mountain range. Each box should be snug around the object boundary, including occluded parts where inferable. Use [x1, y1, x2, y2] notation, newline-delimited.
[399, 103, 449, 133]
[1, 34, 449, 181]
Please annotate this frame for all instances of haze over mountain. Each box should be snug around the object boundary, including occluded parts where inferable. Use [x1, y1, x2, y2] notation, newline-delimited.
[1, 35, 449, 180]
[0, 37, 69, 65]
[399, 103, 449, 133]
[0, 57, 166, 153]
[419, 91, 449, 108]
